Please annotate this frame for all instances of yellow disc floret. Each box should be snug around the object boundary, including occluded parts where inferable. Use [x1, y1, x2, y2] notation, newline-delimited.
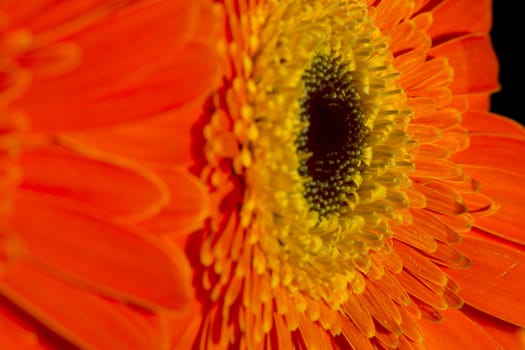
[205, 0, 414, 309]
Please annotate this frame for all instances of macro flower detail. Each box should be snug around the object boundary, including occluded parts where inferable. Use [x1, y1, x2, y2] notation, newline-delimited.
[197, 0, 525, 348]
[0, 0, 524, 350]
[297, 53, 368, 217]
[0, 1, 221, 348]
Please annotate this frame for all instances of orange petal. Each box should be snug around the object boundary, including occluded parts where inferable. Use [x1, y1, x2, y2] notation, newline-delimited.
[463, 93, 491, 110]
[14, 2, 221, 131]
[19, 146, 169, 221]
[20, 42, 220, 131]
[427, 240, 471, 269]
[445, 236, 525, 327]
[10, 191, 191, 311]
[399, 57, 453, 91]
[298, 315, 333, 350]
[413, 181, 466, 216]
[452, 135, 525, 175]
[17, 42, 82, 79]
[461, 165, 525, 245]
[1, 222, 23, 274]
[462, 92, 491, 111]
[373, 0, 414, 32]
[58, 102, 204, 167]
[167, 297, 203, 350]
[407, 87, 452, 109]
[139, 167, 210, 235]
[389, 16, 430, 56]
[342, 294, 375, 338]
[398, 306, 424, 343]
[395, 242, 448, 287]
[397, 270, 447, 311]
[463, 306, 525, 350]
[412, 157, 462, 179]
[446, 96, 469, 113]
[4, 0, 111, 32]
[0, 298, 42, 349]
[414, 142, 450, 159]
[273, 312, 294, 350]
[0, 263, 168, 350]
[412, 108, 461, 131]
[410, 208, 462, 244]
[427, 0, 492, 40]
[428, 34, 499, 94]
[358, 282, 402, 335]
[339, 317, 375, 350]
[418, 309, 500, 350]
[412, 0, 440, 14]
[461, 110, 525, 136]
[394, 46, 427, 78]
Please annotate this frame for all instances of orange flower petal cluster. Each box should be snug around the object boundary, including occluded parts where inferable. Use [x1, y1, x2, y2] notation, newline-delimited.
[1, 1, 221, 348]
[0, 0, 524, 350]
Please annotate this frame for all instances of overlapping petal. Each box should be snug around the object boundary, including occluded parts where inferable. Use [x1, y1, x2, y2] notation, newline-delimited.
[0, 262, 169, 350]
[190, 0, 525, 349]
[0, 0, 222, 348]
[9, 1, 211, 131]
[0, 0, 524, 349]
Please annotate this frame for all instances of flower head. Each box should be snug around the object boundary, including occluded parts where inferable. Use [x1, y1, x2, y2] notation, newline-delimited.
[1, 0, 525, 349]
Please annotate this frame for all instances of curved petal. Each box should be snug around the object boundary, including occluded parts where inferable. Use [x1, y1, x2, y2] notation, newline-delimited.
[463, 93, 491, 110]
[461, 111, 525, 136]
[0, 263, 168, 350]
[0, 223, 23, 275]
[0, 302, 41, 349]
[10, 191, 192, 311]
[13, 1, 221, 131]
[139, 167, 210, 236]
[464, 306, 525, 350]
[4, 0, 115, 33]
[452, 135, 525, 176]
[445, 236, 525, 327]
[399, 57, 453, 91]
[373, 0, 414, 33]
[429, 34, 499, 94]
[427, 0, 492, 41]
[19, 146, 169, 221]
[418, 309, 500, 350]
[167, 297, 203, 350]
[462, 165, 525, 245]
[58, 102, 204, 167]
[412, 0, 437, 13]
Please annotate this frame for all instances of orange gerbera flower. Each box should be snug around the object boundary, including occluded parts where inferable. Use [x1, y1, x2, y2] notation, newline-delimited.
[0, 0, 524, 349]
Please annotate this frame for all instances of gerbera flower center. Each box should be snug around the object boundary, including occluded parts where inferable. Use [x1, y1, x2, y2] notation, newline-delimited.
[297, 53, 367, 216]
[205, 0, 414, 309]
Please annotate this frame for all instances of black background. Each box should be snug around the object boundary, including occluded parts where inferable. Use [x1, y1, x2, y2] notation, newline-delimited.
[491, 1, 524, 124]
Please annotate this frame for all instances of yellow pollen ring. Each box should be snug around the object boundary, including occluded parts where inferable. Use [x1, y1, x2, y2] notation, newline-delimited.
[205, 0, 414, 309]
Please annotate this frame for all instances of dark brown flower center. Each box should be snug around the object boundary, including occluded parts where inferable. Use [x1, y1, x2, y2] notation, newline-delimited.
[296, 53, 367, 216]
